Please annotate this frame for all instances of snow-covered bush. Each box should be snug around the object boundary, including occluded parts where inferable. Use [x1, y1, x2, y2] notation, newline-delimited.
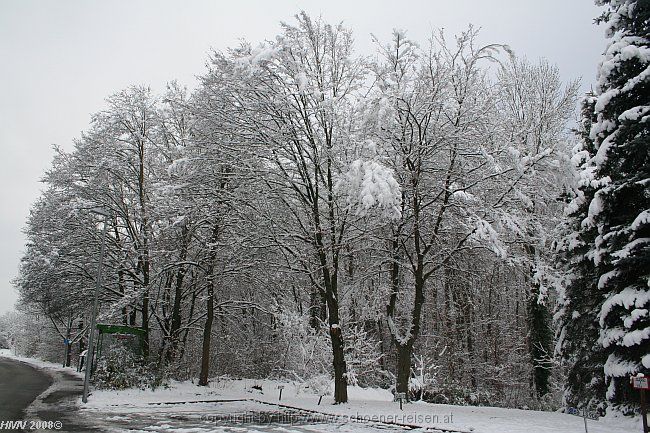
[296, 374, 332, 396]
[93, 345, 161, 390]
[344, 324, 387, 388]
[419, 383, 497, 406]
[271, 313, 387, 389]
[271, 312, 331, 381]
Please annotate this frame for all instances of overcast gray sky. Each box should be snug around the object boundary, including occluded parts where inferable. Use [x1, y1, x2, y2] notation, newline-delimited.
[0, 0, 605, 314]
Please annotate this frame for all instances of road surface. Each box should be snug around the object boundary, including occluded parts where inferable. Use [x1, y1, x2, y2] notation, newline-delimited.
[0, 357, 52, 428]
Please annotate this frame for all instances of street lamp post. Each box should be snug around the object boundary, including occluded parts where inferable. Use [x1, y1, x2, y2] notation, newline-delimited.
[82, 209, 109, 403]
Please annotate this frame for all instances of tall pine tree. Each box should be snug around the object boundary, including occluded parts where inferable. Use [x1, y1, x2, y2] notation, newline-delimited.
[556, 95, 608, 412]
[589, 0, 650, 412]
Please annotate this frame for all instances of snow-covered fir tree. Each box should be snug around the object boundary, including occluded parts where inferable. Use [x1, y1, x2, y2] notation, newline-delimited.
[556, 95, 608, 412]
[587, 0, 650, 412]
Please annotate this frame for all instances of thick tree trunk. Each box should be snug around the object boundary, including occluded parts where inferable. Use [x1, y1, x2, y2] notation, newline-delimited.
[324, 285, 348, 403]
[395, 343, 412, 397]
[113, 222, 128, 326]
[312, 198, 348, 403]
[388, 231, 426, 400]
[78, 322, 86, 371]
[137, 134, 150, 360]
[329, 323, 348, 404]
[129, 308, 137, 326]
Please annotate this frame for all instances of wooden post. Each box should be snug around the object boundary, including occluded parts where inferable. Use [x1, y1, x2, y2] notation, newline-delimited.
[395, 392, 406, 411]
[631, 375, 649, 433]
[641, 388, 648, 433]
[278, 385, 284, 401]
[62, 338, 68, 369]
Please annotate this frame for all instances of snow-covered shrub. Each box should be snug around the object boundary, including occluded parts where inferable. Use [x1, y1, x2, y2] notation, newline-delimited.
[296, 374, 332, 396]
[344, 324, 387, 388]
[271, 312, 331, 381]
[420, 383, 497, 406]
[93, 345, 161, 390]
[271, 313, 387, 389]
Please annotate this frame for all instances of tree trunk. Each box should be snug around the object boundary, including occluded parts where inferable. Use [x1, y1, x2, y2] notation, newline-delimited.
[137, 133, 150, 360]
[179, 287, 197, 361]
[524, 245, 552, 397]
[527, 287, 552, 397]
[329, 323, 348, 404]
[113, 221, 128, 326]
[167, 269, 184, 362]
[198, 282, 214, 386]
[63, 318, 72, 368]
[325, 287, 348, 403]
[199, 223, 219, 386]
[78, 324, 86, 371]
[141, 283, 150, 359]
[308, 285, 323, 330]
[168, 232, 188, 363]
[396, 343, 412, 397]
[389, 243, 425, 401]
[129, 308, 137, 326]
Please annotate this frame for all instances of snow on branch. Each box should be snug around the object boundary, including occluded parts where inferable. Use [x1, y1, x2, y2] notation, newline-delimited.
[337, 154, 402, 219]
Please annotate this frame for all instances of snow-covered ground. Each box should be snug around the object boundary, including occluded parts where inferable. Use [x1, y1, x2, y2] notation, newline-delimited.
[0, 350, 641, 433]
[84, 378, 642, 433]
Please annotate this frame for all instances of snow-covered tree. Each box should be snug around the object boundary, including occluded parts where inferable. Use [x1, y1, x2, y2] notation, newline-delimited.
[14, 11, 588, 408]
[205, 13, 368, 403]
[362, 28, 576, 400]
[555, 95, 608, 412]
[496, 56, 579, 397]
[582, 0, 650, 411]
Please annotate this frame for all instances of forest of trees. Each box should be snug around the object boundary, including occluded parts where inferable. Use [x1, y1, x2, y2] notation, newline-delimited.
[4, 0, 648, 416]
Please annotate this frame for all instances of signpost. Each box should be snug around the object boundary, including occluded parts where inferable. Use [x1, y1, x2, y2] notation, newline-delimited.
[394, 392, 407, 410]
[62, 338, 70, 368]
[566, 407, 599, 433]
[82, 209, 109, 404]
[277, 385, 285, 401]
[631, 375, 649, 433]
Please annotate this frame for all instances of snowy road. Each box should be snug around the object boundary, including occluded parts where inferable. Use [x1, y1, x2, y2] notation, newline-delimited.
[0, 357, 52, 424]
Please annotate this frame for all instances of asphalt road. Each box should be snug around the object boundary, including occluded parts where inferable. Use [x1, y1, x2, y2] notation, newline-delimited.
[0, 357, 52, 424]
